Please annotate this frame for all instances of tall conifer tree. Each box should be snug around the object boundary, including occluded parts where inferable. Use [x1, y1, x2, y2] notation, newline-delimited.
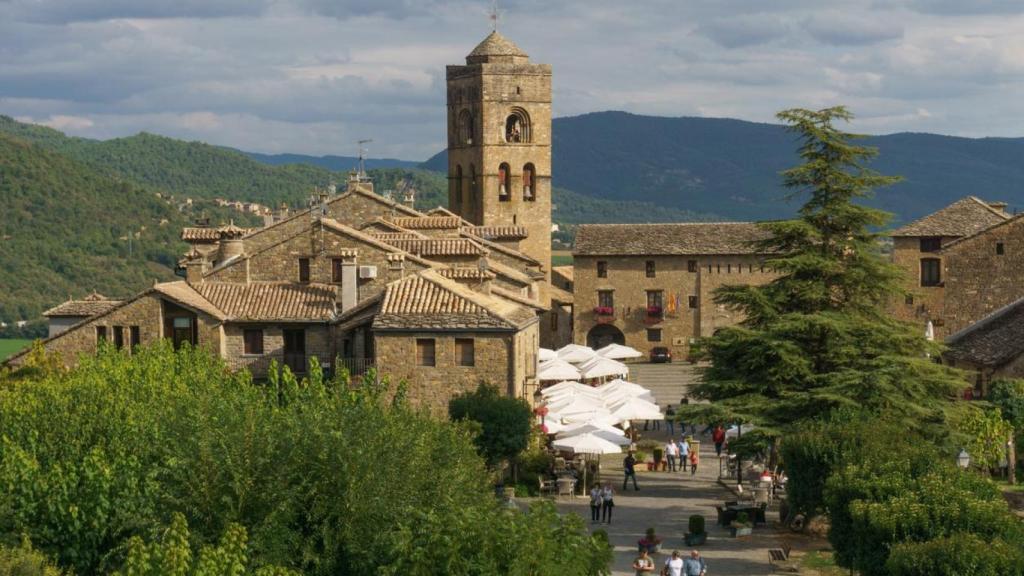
[690, 107, 965, 437]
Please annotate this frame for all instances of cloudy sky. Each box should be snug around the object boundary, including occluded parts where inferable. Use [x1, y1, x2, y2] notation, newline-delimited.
[3, 0, 1024, 160]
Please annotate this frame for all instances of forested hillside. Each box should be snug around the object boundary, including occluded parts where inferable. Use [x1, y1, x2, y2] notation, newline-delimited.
[0, 133, 185, 321]
[422, 111, 1024, 224]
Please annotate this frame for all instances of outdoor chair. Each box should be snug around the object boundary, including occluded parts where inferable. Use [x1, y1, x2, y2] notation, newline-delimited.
[538, 476, 557, 498]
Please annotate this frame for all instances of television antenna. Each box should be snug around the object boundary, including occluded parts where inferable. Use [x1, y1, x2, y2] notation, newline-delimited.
[357, 139, 373, 181]
[489, 0, 500, 32]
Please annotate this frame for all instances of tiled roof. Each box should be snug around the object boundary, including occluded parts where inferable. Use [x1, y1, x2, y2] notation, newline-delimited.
[181, 227, 222, 242]
[574, 222, 771, 256]
[153, 282, 227, 321]
[42, 292, 122, 317]
[375, 270, 536, 330]
[485, 258, 539, 286]
[492, 286, 549, 312]
[552, 266, 573, 282]
[194, 282, 336, 321]
[426, 207, 471, 224]
[389, 216, 462, 230]
[370, 232, 428, 242]
[383, 238, 488, 257]
[460, 230, 540, 265]
[946, 297, 1024, 367]
[890, 197, 1009, 238]
[549, 284, 574, 305]
[467, 31, 528, 59]
[438, 268, 497, 281]
[940, 212, 1024, 253]
[465, 226, 529, 241]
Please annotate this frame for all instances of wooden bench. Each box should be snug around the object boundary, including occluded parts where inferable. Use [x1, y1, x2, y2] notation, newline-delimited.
[768, 545, 797, 572]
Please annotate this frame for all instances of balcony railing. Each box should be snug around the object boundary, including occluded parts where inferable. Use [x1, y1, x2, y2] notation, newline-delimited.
[337, 357, 376, 376]
[646, 306, 663, 317]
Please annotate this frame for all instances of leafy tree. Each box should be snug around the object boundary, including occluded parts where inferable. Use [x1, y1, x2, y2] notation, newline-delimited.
[886, 533, 1024, 576]
[0, 537, 64, 576]
[990, 379, 1024, 432]
[954, 406, 1013, 471]
[449, 385, 533, 468]
[686, 107, 965, 439]
[0, 344, 610, 575]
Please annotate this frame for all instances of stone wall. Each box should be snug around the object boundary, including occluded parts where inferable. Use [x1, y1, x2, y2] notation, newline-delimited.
[889, 236, 949, 337]
[10, 293, 221, 368]
[540, 305, 572, 350]
[573, 254, 774, 359]
[373, 330, 518, 416]
[223, 323, 332, 379]
[944, 219, 1024, 335]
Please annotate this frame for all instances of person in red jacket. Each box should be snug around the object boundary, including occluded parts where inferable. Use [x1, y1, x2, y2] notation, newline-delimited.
[712, 425, 726, 457]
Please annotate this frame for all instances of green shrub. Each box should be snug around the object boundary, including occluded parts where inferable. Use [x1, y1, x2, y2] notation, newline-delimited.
[688, 515, 705, 535]
[0, 539, 63, 576]
[886, 533, 1024, 576]
[449, 384, 533, 467]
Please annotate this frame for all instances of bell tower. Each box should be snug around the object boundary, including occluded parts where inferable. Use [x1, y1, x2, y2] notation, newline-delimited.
[446, 31, 552, 275]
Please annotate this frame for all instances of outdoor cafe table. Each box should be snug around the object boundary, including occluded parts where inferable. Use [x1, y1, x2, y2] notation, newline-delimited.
[556, 477, 576, 497]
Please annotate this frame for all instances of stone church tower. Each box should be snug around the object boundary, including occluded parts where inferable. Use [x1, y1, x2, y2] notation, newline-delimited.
[446, 31, 552, 276]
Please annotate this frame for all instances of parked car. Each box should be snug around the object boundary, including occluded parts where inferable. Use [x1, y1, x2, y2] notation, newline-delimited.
[650, 347, 672, 363]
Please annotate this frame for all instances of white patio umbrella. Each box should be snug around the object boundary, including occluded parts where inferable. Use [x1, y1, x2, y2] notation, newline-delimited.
[539, 347, 557, 362]
[557, 427, 631, 447]
[558, 421, 626, 438]
[547, 394, 607, 415]
[537, 359, 581, 381]
[539, 417, 568, 435]
[597, 378, 650, 397]
[579, 357, 629, 380]
[595, 343, 643, 360]
[609, 397, 663, 422]
[552, 432, 626, 455]
[556, 344, 597, 364]
[541, 381, 601, 399]
[602, 388, 656, 407]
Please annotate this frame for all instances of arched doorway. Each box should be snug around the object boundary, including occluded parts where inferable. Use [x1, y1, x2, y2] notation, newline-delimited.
[587, 324, 625, 349]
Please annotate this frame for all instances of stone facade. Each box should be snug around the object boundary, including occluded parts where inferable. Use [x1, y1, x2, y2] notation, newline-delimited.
[889, 236, 951, 337]
[222, 323, 332, 379]
[573, 253, 774, 359]
[943, 215, 1024, 335]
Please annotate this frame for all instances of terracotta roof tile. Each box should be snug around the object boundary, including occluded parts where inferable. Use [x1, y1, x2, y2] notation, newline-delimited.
[194, 282, 336, 322]
[43, 293, 122, 317]
[389, 216, 462, 230]
[464, 226, 529, 241]
[946, 297, 1024, 367]
[890, 196, 1009, 238]
[467, 31, 528, 60]
[438, 268, 497, 281]
[181, 227, 222, 242]
[375, 270, 535, 330]
[460, 230, 539, 265]
[384, 238, 488, 257]
[574, 222, 771, 256]
[370, 232, 428, 242]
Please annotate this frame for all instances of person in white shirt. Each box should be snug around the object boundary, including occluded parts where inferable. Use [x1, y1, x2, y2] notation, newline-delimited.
[589, 486, 602, 523]
[664, 550, 685, 576]
[665, 440, 679, 472]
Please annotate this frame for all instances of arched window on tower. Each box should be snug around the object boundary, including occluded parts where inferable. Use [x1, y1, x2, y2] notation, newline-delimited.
[498, 163, 511, 202]
[470, 164, 478, 198]
[505, 108, 531, 143]
[459, 109, 475, 145]
[452, 164, 463, 210]
[523, 163, 536, 201]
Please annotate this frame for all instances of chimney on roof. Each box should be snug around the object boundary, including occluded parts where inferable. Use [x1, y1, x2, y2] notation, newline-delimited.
[988, 201, 1008, 214]
[216, 221, 246, 266]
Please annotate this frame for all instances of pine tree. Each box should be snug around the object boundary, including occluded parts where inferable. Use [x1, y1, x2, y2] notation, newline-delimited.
[688, 107, 965, 438]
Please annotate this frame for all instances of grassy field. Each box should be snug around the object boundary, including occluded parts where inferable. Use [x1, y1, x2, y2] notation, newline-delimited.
[0, 339, 31, 360]
[551, 250, 573, 267]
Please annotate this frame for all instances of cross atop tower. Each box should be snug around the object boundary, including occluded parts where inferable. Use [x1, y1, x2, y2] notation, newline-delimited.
[488, 0, 500, 32]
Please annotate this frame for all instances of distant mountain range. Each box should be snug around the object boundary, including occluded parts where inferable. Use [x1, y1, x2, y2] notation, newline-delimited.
[240, 151, 419, 172]
[422, 111, 1024, 225]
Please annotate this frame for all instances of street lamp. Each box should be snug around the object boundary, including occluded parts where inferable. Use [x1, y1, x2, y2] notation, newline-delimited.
[956, 448, 971, 470]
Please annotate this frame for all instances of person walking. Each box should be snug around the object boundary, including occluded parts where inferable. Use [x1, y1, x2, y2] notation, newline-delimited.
[689, 446, 699, 476]
[601, 483, 615, 524]
[589, 485, 602, 523]
[665, 405, 676, 436]
[677, 437, 690, 473]
[632, 549, 655, 575]
[663, 551, 685, 576]
[623, 452, 639, 491]
[682, 550, 707, 576]
[712, 424, 726, 457]
[665, 439, 679, 472]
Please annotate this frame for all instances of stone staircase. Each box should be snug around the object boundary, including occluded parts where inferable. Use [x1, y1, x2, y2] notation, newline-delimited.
[627, 362, 703, 408]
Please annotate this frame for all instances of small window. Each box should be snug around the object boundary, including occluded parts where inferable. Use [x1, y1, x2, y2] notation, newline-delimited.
[332, 258, 344, 283]
[243, 329, 264, 355]
[920, 237, 942, 252]
[920, 258, 941, 287]
[996, 242, 1005, 255]
[597, 261, 608, 278]
[550, 311, 558, 331]
[416, 339, 436, 367]
[687, 260, 697, 273]
[647, 328, 662, 342]
[646, 290, 664, 309]
[688, 296, 698, 309]
[645, 260, 656, 278]
[905, 294, 914, 306]
[298, 258, 310, 283]
[113, 326, 124, 349]
[597, 290, 614, 309]
[96, 325, 107, 342]
[727, 264, 732, 273]
[455, 338, 475, 367]
[130, 326, 141, 351]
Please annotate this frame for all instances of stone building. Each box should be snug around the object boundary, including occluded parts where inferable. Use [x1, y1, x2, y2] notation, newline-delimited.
[944, 296, 1024, 397]
[42, 292, 122, 337]
[888, 196, 1009, 339]
[5, 30, 562, 412]
[572, 223, 775, 359]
